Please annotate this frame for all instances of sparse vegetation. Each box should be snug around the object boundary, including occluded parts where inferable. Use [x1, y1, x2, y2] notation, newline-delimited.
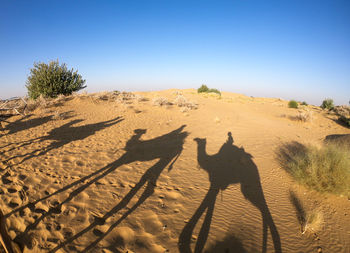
[173, 95, 198, 110]
[278, 142, 350, 197]
[197, 84, 209, 93]
[295, 110, 313, 122]
[301, 101, 308, 106]
[320, 98, 334, 110]
[152, 97, 170, 106]
[26, 60, 86, 99]
[333, 105, 350, 127]
[197, 84, 221, 96]
[288, 100, 298, 109]
[289, 191, 323, 235]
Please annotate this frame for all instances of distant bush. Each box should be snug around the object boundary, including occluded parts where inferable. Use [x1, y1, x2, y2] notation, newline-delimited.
[197, 84, 209, 93]
[288, 100, 298, 109]
[301, 101, 308, 106]
[208, 88, 221, 96]
[278, 142, 350, 197]
[197, 84, 221, 96]
[26, 60, 86, 99]
[320, 98, 334, 110]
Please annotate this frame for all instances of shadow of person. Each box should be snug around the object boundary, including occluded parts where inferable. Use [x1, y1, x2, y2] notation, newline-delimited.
[3, 116, 123, 166]
[179, 132, 281, 253]
[12, 125, 187, 252]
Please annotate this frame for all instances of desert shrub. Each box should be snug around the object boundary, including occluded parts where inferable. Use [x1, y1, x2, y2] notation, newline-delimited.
[208, 88, 221, 96]
[197, 84, 209, 93]
[320, 98, 334, 110]
[26, 60, 86, 99]
[334, 105, 350, 127]
[301, 101, 308, 106]
[278, 142, 350, 197]
[174, 95, 198, 110]
[288, 100, 298, 109]
[295, 110, 313, 122]
[197, 84, 221, 96]
[152, 97, 170, 106]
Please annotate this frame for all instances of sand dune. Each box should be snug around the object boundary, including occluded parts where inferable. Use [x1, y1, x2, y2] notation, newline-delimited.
[0, 89, 349, 252]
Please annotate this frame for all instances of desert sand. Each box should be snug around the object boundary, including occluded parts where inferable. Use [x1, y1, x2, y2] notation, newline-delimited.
[0, 89, 349, 253]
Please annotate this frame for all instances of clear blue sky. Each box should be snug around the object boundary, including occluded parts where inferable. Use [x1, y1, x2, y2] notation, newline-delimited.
[1, 0, 349, 105]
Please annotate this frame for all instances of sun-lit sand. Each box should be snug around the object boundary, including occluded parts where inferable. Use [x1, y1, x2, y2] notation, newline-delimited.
[0, 89, 349, 252]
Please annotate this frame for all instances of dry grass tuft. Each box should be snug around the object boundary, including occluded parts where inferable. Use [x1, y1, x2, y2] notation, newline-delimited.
[295, 110, 313, 122]
[334, 105, 350, 127]
[173, 95, 198, 110]
[289, 191, 323, 236]
[278, 142, 350, 197]
[152, 97, 171, 106]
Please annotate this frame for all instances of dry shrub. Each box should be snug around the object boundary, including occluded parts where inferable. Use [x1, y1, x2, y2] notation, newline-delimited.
[152, 97, 171, 106]
[278, 142, 350, 197]
[135, 95, 149, 102]
[173, 95, 198, 110]
[334, 105, 350, 127]
[289, 191, 323, 236]
[295, 110, 313, 122]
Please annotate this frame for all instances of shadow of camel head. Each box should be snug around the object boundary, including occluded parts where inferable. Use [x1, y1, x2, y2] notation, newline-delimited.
[193, 137, 206, 143]
[134, 129, 147, 135]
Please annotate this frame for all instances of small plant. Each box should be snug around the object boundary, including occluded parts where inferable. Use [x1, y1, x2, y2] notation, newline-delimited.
[26, 60, 86, 99]
[320, 98, 334, 110]
[152, 97, 170, 106]
[295, 110, 313, 122]
[208, 88, 221, 96]
[301, 101, 308, 106]
[197, 84, 209, 93]
[288, 100, 298, 109]
[174, 95, 198, 110]
[197, 84, 221, 96]
[278, 142, 350, 197]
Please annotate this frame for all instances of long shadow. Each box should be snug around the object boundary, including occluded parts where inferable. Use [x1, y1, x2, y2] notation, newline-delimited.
[11, 125, 187, 252]
[179, 132, 281, 253]
[2, 116, 123, 166]
[0, 114, 54, 137]
[324, 133, 350, 146]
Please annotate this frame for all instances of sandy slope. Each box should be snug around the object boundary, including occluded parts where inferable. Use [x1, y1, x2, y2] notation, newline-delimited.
[0, 89, 349, 253]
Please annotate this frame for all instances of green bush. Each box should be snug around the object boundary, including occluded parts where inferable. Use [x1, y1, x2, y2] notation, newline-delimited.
[278, 142, 350, 197]
[301, 101, 308, 106]
[197, 84, 221, 96]
[288, 100, 298, 109]
[321, 98, 334, 110]
[197, 84, 209, 93]
[26, 60, 86, 99]
[208, 88, 221, 96]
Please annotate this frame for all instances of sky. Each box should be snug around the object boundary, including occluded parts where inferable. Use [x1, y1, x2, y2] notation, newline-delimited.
[1, 0, 349, 105]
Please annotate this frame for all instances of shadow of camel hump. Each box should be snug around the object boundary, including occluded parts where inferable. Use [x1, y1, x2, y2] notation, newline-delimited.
[179, 132, 281, 253]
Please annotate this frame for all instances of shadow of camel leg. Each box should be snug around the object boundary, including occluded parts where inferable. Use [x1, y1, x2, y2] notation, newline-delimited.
[179, 187, 218, 253]
[194, 188, 219, 253]
[241, 184, 282, 253]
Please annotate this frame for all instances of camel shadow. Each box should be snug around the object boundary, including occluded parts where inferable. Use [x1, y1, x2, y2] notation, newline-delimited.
[179, 132, 281, 253]
[10, 125, 188, 252]
[2, 116, 123, 166]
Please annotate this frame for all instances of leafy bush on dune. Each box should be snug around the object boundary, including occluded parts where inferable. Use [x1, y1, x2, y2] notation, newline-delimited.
[288, 100, 298, 109]
[197, 84, 209, 93]
[278, 142, 350, 197]
[320, 98, 334, 110]
[197, 84, 221, 96]
[26, 60, 86, 99]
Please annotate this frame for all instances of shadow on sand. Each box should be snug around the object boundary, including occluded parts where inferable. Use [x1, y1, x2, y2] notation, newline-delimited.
[1, 116, 122, 166]
[179, 132, 281, 253]
[9, 125, 188, 252]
